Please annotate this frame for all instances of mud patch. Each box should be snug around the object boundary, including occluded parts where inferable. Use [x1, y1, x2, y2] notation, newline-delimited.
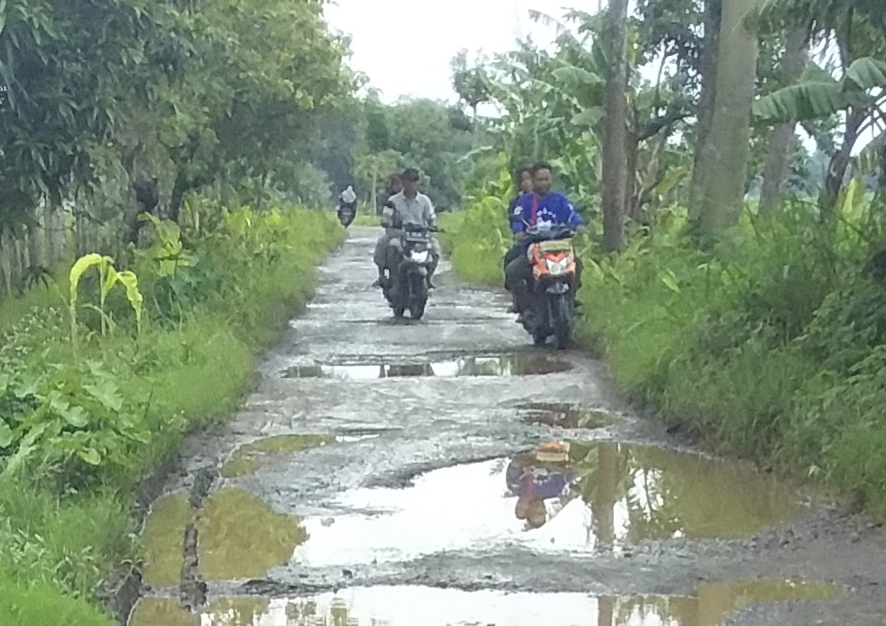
[518, 402, 615, 429]
[294, 442, 799, 566]
[222, 434, 337, 478]
[197, 488, 307, 580]
[127, 581, 840, 625]
[141, 492, 193, 588]
[282, 354, 572, 379]
[128, 598, 196, 626]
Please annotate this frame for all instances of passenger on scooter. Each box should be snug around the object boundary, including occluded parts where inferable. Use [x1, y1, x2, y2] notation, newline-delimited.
[372, 168, 440, 289]
[503, 167, 534, 283]
[372, 173, 403, 285]
[504, 162, 585, 320]
[377, 172, 404, 215]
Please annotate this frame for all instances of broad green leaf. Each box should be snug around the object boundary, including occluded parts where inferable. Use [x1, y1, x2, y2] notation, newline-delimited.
[102, 265, 120, 300]
[570, 107, 603, 128]
[753, 82, 869, 123]
[69, 253, 105, 306]
[62, 405, 90, 428]
[843, 58, 886, 92]
[115, 270, 144, 329]
[551, 65, 604, 87]
[0, 420, 13, 449]
[84, 380, 124, 412]
[80, 448, 102, 466]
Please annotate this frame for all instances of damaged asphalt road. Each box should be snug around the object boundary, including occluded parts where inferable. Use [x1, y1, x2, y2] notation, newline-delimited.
[129, 227, 886, 626]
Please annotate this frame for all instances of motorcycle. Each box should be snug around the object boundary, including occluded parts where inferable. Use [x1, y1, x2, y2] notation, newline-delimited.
[520, 222, 578, 349]
[382, 223, 436, 320]
[337, 202, 356, 227]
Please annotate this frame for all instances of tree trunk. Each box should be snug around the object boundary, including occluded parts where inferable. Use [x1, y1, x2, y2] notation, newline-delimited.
[697, 0, 759, 235]
[591, 443, 620, 551]
[28, 209, 42, 270]
[597, 596, 615, 626]
[819, 109, 865, 219]
[759, 25, 808, 217]
[43, 202, 57, 268]
[0, 235, 11, 297]
[601, 0, 629, 253]
[689, 0, 722, 217]
[371, 163, 379, 215]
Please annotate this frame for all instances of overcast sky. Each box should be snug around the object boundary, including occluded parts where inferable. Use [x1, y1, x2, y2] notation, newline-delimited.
[323, 0, 601, 103]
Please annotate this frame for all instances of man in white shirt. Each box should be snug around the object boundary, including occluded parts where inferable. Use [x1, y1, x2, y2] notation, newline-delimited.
[372, 168, 440, 288]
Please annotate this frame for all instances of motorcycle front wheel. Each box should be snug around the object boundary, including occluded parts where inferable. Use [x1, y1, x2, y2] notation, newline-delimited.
[551, 293, 574, 350]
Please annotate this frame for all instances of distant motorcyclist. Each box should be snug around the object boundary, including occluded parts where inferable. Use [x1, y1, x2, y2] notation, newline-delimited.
[504, 162, 585, 320]
[372, 168, 440, 289]
[338, 185, 357, 211]
[504, 167, 534, 311]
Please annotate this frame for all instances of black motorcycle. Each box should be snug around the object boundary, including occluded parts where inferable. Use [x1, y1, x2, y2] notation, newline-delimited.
[382, 223, 436, 320]
[337, 202, 356, 227]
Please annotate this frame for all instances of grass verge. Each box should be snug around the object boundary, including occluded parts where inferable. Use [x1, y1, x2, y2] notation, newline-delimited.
[0, 201, 345, 624]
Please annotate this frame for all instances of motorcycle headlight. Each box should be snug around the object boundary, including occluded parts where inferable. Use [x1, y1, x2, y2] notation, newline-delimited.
[545, 258, 569, 275]
[410, 250, 430, 263]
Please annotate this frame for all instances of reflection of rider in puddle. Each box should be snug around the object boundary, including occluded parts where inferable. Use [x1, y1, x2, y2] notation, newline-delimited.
[506, 443, 577, 529]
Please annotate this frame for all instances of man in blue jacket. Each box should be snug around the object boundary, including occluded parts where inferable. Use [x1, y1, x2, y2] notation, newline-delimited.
[505, 162, 585, 319]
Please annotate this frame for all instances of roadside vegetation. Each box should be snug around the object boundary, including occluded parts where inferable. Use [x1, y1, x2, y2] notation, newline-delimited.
[442, 1, 886, 520]
[0, 0, 349, 623]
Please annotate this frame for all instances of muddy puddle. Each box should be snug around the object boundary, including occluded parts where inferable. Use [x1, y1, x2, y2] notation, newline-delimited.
[129, 580, 839, 626]
[283, 354, 572, 380]
[518, 402, 616, 429]
[222, 434, 378, 478]
[197, 488, 307, 580]
[142, 492, 194, 587]
[294, 442, 799, 566]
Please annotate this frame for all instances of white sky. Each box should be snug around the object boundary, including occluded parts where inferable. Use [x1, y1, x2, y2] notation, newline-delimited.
[323, 0, 603, 103]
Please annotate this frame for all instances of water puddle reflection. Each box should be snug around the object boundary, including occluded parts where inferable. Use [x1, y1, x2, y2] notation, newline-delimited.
[129, 580, 840, 626]
[283, 354, 572, 380]
[295, 442, 798, 566]
[197, 488, 307, 580]
[222, 435, 376, 478]
[142, 492, 193, 587]
[518, 402, 615, 429]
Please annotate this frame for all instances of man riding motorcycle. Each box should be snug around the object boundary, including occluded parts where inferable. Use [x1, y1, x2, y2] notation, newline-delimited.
[504, 162, 585, 321]
[372, 168, 440, 289]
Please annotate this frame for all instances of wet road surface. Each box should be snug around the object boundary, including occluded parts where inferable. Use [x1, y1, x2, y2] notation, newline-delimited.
[131, 227, 886, 626]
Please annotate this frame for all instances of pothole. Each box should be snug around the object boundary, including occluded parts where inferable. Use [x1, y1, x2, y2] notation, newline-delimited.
[221, 434, 376, 478]
[128, 580, 840, 625]
[141, 492, 193, 588]
[293, 442, 799, 566]
[517, 402, 616, 429]
[282, 354, 572, 379]
[197, 488, 307, 581]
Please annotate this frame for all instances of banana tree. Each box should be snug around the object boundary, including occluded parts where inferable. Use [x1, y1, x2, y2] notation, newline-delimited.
[752, 0, 886, 215]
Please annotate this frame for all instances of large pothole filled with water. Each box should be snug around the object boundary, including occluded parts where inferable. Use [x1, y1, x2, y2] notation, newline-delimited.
[293, 441, 800, 567]
[129, 580, 840, 626]
[518, 402, 617, 429]
[282, 354, 572, 379]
